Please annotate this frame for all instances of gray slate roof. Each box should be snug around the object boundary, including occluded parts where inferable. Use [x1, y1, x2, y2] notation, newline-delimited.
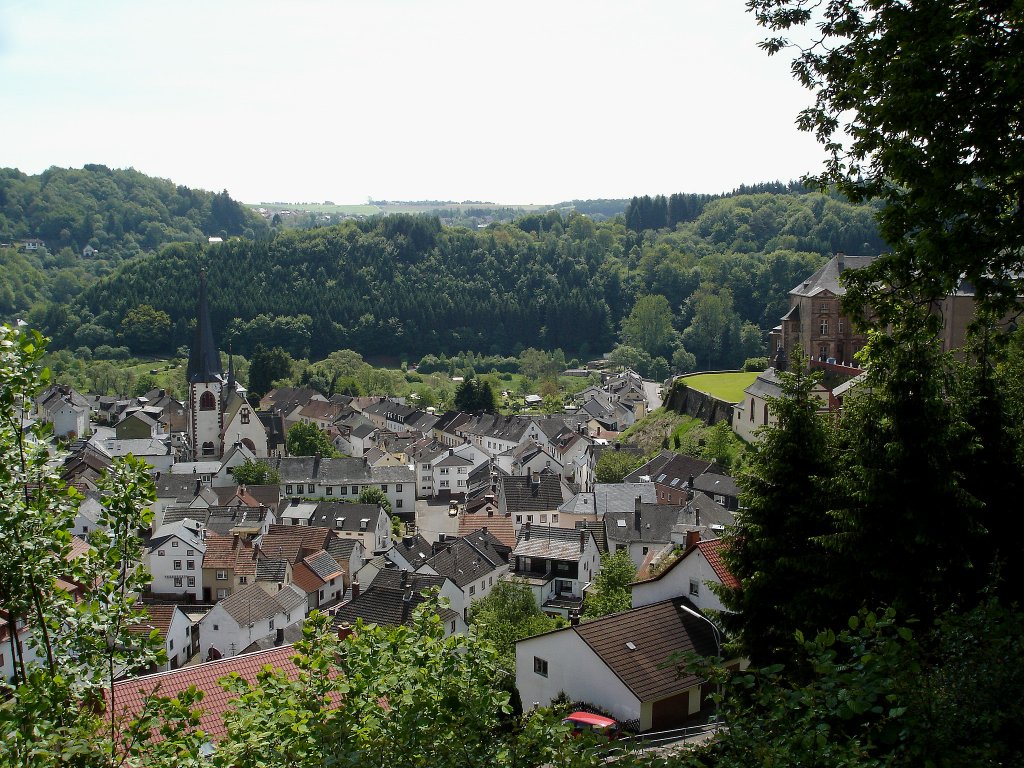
[308, 502, 383, 532]
[218, 582, 305, 625]
[331, 569, 458, 628]
[514, 525, 593, 562]
[790, 254, 877, 298]
[605, 504, 684, 545]
[423, 531, 508, 588]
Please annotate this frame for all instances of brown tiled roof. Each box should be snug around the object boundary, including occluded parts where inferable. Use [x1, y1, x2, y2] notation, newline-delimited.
[259, 524, 332, 564]
[108, 646, 299, 742]
[202, 532, 258, 576]
[290, 560, 325, 594]
[697, 538, 739, 590]
[457, 506, 516, 548]
[126, 604, 179, 639]
[573, 598, 718, 701]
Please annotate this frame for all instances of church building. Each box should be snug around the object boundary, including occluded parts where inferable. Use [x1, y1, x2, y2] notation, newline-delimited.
[186, 272, 269, 460]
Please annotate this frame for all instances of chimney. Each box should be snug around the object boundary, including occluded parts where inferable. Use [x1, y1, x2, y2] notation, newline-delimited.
[569, 609, 580, 627]
[481, 525, 488, 537]
[634, 495, 642, 513]
[275, 627, 285, 646]
[524, 521, 531, 540]
[194, 479, 202, 496]
[685, 530, 701, 550]
[350, 580, 361, 599]
[400, 569, 408, 587]
[337, 621, 354, 641]
[579, 529, 586, 552]
[402, 535, 414, 548]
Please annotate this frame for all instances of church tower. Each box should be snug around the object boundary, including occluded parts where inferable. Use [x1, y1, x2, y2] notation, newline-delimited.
[185, 271, 270, 460]
[186, 271, 225, 459]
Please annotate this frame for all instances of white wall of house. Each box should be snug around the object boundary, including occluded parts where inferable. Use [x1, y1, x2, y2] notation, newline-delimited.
[51, 403, 89, 440]
[147, 534, 204, 600]
[199, 594, 306, 660]
[161, 608, 196, 671]
[631, 549, 726, 613]
[282, 475, 414, 516]
[516, 630, 641, 724]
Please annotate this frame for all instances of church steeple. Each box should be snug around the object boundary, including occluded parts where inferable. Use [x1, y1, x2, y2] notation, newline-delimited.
[186, 270, 223, 384]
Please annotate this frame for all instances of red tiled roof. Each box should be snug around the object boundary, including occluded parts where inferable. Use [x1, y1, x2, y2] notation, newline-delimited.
[697, 538, 739, 590]
[126, 604, 178, 639]
[108, 646, 299, 742]
[457, 505, 516, 548]
[259, 525, 332, 564]
[203, 532, 258, 576]
[290, 560, 325, 594]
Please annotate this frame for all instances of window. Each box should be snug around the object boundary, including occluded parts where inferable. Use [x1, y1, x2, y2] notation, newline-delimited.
[440, 467, 449, 475]
[199, 391, 216, 411]
[838, 318, 845, 333]
[526, 514, 533, 523]
[396, 484, 402, 492]
[240, 407, 250, 424]
[763, 403, 769, 423]
[169, 639, 174, 650]
[286, 485, 293, 494]
[380, 484, 388, 493]
[82, 525, 89, 533]
[540, 514, 547, 523]
[173, 560, 182, 570]
[339, 486, 348, 495]
[269, 619, 275, 630]
[820, 319, 829, 335]
[551, 514, 558, 523]
[326, 486, 333, 495]
[202, 441, 215, 456]
[533, 657, 549, 677]
[351, 486, 358, 495]
[216, 570, 228, 580]
[239, 576, 248, 584]
[187, 577, 195, 587]
[217, 588, 228, 599]
[307, 484, 314, 494]
[422, 464, 430, 470]
[213, 624, 219, 631]
[489, 577, 493, 586]
[440, 480, 449, 488]
[171, 540, 179, 548]
[396, 499, 403, 508]
[187, 549, 194, 556]
[819, 301, 829, 312]
[469, 585, 476, 596]
[516, 515, 522, 523]
[749, 397, 755, 422]
[642, 546, 649, 555]
[187, 560, 195, 570]
[173, 576, 183, 588]
[158, 549, 165, 557]
[689, 578, 700, 597]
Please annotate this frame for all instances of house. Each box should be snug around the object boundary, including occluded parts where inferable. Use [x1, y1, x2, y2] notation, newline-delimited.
[269, 455, 415, 515]
[72, 491, 106, 539]
[515, 597, 722, 731]
[127, 603, 197, 672]
[200, 532, 258, 603]
[559, 482, 657, 534]
[500, 471, 575, 532]
[632, 536, 739, 614]
[731, 366, 830, 444]
[417, 529, 511, 614]
[605, 498, 683, 568]
[199, 582, 307, 660]
[388, 533, 434, 571]
[691, 473, 741, 511]
[325, 537, 365, 593]
[331, 568, 466, 636]
[161, 505, 274, 540]
[509, 524, 601, 618]
[409, 439, 484, 499]
[108, 646, 300, 744]
[306, 502, 391, 554]
[290, 549, 346, 610]
[497, 441, 565, 480]
[623, 451, 727, 506]
[90, 434, 174, 473]
[147, 519, 207, 600]
[457, 497, 517, 548]
[35, 385, 90, 440]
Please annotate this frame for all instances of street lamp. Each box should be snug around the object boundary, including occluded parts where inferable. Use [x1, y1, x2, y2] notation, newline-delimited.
[679, 602, 722, 661]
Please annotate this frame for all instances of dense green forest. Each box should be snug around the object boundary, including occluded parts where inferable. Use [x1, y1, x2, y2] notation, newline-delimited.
[8, 168, 885, 371]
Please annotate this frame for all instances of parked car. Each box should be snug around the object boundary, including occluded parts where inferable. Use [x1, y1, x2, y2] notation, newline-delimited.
[562, 712, 621, 740]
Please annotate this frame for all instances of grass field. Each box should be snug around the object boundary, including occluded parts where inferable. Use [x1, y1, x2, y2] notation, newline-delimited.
[681, 371, 759, 403]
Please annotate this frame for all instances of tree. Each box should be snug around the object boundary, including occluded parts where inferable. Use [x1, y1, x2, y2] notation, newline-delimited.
[747, 0, 1024, 317]
[717, 361, 843, 671]
[468, 580, 565, 667]
[582, 549, 636, 619]
[358, 486, 392, 515]
[594, 449, 644, 484]
[680, 287, 742, 371]
[120, 303, 171, 354]
[232, 458, 281, 486]
[247, 344, 292, 399]
[620, 294, 677, 359]
[454, 378, 498, 413]
[286, 422, 338, 458]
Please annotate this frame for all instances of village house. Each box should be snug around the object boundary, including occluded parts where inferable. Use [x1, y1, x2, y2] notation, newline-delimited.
[35, 384, 90, 440]
[417, 529, 511, 615]
[623, 451, 728, 506]
[306, 501, 392, 554]
[127, 603, 197, 672]
[199, 582, 307, 660]
[268, 455, 415, 514]
[146, 518, 207, 601]
[331, 568, 466, 637]
[509, 523, 601, 618]
[632, 536, 739, 614]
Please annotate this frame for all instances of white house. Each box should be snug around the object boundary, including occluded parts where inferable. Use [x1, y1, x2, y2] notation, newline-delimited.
[270, 456, 416, 515]
[515, 598, 722, 731]
[129, 604, 197, 672]
[306, 502, 392, 554]
[36, 385, 91, 440]
[416, 529, 511, 615]
[632, 536, 738, 614]
[147, 519, 207, 600]
[509, 524, 601, 618]
[199, 582, 307, 660]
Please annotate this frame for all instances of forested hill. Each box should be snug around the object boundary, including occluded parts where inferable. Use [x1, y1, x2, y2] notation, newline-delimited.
[53, 191, 885, 363]
[0, 165, 266, 260]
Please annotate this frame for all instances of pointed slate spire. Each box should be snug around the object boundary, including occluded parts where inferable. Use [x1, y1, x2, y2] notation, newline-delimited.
[227, 343, 236, 390]
[186, 270, 223, 384]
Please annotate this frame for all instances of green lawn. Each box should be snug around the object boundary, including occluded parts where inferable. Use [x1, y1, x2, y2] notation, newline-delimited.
[681, 371, 759, 403]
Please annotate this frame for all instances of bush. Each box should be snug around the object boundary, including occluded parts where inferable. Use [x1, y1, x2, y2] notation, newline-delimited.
[744, 356, 769, 372]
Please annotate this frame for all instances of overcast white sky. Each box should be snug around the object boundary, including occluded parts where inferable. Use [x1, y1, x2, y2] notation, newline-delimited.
[1, 1, 825, 205]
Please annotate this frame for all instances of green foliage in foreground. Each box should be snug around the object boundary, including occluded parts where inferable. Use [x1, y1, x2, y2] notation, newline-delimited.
[468, 580, 566, 668]
[231, 458, 281, 486]
[582, 549, 637, 620]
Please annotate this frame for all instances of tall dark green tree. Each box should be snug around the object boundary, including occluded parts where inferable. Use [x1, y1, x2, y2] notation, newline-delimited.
[247, 344, 292, 399]
[718, 360, 841, 670]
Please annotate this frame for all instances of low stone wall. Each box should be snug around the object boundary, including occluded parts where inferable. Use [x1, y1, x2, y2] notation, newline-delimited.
[664, 373, 739, 426]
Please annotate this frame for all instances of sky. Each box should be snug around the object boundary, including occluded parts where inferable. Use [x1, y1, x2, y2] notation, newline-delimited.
[0, 1, 826, 205]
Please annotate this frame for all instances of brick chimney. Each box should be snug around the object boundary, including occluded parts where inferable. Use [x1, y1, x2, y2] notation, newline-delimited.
[524, 521, 531, 540]
[685, 530, 701, 550]
[351, 580, 360, 599]
[579, 529, 586, 552]
[337, 621, 354, 641]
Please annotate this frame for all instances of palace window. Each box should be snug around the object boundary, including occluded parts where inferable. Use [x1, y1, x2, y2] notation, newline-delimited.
[200, 391, 216, 411]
